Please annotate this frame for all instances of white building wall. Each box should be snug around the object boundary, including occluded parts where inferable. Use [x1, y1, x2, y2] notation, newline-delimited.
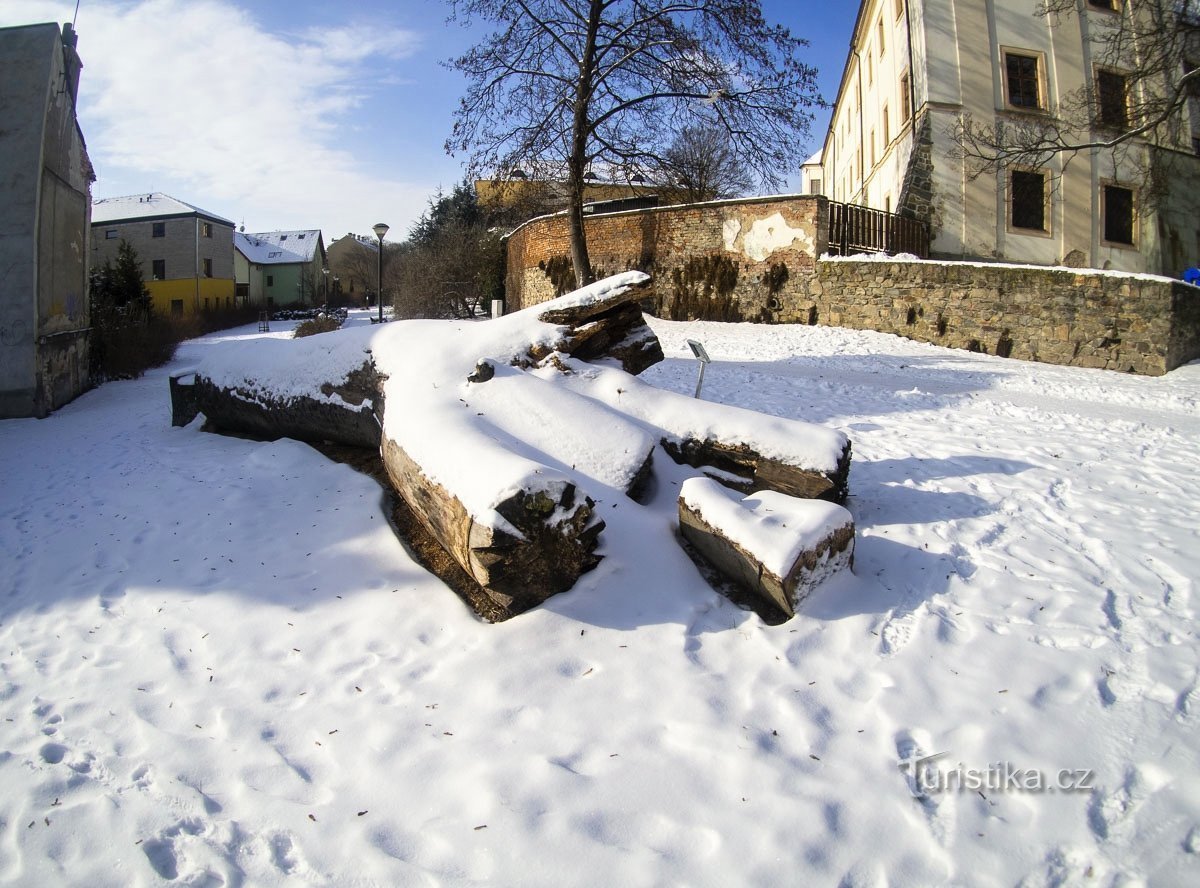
[817, 0, 1198, 274]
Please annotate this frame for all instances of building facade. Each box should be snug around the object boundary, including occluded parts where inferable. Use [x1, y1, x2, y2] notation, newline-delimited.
[326, 233, 380, 305]
[807, 0, 1200, 275]
[234, 230, 327, 308]
[91, 194, 236, 316]
[0, 22, 94, 418]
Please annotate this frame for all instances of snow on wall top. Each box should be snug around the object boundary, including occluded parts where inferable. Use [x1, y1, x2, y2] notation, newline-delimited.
[235, 230, 323, 265]
[92, 192, 234, 226]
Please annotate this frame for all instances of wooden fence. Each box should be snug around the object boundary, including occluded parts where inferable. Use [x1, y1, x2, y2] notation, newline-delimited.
[827, 201, 930, 258]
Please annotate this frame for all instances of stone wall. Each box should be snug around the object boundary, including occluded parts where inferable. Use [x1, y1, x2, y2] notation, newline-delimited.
[504, 195, 827, 322]
[803, 260, 1198, 376]
[503, 195, 1200, 376]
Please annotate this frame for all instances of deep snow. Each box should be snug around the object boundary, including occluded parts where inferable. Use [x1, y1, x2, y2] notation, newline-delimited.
[1, 310, 1198, 886]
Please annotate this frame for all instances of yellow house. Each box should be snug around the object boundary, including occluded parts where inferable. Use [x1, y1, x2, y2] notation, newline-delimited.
[91, 193, 236, 316]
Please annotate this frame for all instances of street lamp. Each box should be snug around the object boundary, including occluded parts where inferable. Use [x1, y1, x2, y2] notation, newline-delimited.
[322, 267, 329, 309]
[372, 222, 389, 323]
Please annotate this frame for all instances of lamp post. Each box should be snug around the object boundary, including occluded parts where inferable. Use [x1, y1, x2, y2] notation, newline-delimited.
[322, 267, 329, 309]
[372, 222, 389, 323]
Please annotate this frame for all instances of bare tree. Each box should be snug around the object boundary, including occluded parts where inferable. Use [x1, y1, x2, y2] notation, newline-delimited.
[655, 123, 756, 201]
[445, 0, 820, 286]
[953, 0, 1200, 200]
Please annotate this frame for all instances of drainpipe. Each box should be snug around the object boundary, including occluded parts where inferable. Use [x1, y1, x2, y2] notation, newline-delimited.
[903, 0, 917, 134]
[194, 217, 200, 311]
[855, 47, 866, 204]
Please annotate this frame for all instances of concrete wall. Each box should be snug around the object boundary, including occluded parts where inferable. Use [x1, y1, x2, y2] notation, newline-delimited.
[0, 23, 92, 418]
[504, 195, 1200, 376]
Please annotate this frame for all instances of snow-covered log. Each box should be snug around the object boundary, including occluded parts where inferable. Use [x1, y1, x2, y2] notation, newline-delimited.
[678, 477, 855, 618]
[172, 362, 383, 449]
[538, 358, 852, 503]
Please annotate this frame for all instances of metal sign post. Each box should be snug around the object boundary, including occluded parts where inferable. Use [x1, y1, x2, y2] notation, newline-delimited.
[687, 339, 711, 399]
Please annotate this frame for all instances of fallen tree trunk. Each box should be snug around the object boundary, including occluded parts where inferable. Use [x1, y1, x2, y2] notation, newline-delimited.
[171, 363, 383, 448]
[541, 357, 852, 504]
[678, 477, 855, 619]
[381, 437, 604, 615]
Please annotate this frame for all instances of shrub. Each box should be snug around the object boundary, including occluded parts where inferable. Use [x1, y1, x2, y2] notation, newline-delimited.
[293, 315, 343, 338]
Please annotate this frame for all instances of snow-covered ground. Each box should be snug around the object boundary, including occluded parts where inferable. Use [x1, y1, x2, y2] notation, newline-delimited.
[1, 310, 1198, 886]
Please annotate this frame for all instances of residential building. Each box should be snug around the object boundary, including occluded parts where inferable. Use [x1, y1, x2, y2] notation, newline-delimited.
[234, 230, 327, 308]
[0, 22, 94, 418]
[810, 0, 1200, 275]
[326, 233, 380, 305]
[91, 193, 235, 316]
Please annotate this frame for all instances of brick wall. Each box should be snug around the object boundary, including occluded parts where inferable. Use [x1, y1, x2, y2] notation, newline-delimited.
[504, 196, 1200, 375]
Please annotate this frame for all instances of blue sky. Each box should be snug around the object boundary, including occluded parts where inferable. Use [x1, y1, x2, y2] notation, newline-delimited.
[1, 0, 855, 241]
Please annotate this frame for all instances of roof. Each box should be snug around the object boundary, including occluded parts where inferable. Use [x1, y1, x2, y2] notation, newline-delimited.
[802, 150, 823, 167]
[329, 233, 380, 253]
[235, 230, 324, 265]
[91, 192, 234, 226]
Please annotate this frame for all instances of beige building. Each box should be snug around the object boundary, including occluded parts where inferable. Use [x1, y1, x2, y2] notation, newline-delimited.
[91, 193, 235, 316]
[806, 0, 1200, 275]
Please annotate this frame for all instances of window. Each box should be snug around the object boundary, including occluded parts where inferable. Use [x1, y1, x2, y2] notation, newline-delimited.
[870, 128, 877, 166]
[1096, 69, 1130, 129]
[200, 222, 212, 238]
[867, 52, 874, 86]
[882, 104, 890, 145]
[1193, 136, 1200, 156]
[1087, 0, 1117, 10]
[810, 178, 823, 195]
[1004, 51, 1042, 110]
[900, 72, 911, 120]
[170, 299, 183, 317]
[105, 229, 118, 239]
[152, 222, 165, 238]
[884, 195, 892, 213]
[895, 0, 904, 19]
[878, 18, 885, 58]
[203, 297, 210, 311]
[1102, 183, 1135, 245]
[267, 275, 274, 287]
[1009, 169, 1048, 232]
[152, 259, 165, 280]
[279, 235, 288, 241]
[203, 257, 213, 278]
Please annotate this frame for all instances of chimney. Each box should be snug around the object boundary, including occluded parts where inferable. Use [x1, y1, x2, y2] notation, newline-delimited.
[60, 23, 83, 107]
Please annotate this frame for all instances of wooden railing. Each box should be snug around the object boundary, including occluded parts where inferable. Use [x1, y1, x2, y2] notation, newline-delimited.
[827, 201, 930, 258]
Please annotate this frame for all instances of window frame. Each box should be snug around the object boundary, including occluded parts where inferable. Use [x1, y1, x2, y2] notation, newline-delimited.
[1007, 167, 1052, 237]
[151, 222, 165, 238]
[202, 257, 213, 278]
[1001, 47, 1047, 113]
[151, 259, 165, 280]
[1086, 0, 1119, 12]
[1094, 66, 1132, 131]
[105, 229, 118, 240]
[1100, 180, 1137, 248]
[899, 70, 912, 121]
[895, 0, 904, 21]
[200, 222, 213, 238]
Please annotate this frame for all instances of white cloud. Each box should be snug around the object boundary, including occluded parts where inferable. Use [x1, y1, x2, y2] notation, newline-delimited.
[1, 0, 445, 239]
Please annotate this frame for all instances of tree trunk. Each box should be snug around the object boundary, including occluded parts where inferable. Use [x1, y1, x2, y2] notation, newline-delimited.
[566, 0, 605, 288]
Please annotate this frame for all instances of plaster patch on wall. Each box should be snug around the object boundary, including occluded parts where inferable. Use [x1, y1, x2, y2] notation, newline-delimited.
[722, 218, 742, 253]
[741, 212, 813, 262]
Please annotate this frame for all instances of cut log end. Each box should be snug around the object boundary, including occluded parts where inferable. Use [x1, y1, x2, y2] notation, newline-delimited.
[382, 438, 604, 616]
[678, 487, 855, 620]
